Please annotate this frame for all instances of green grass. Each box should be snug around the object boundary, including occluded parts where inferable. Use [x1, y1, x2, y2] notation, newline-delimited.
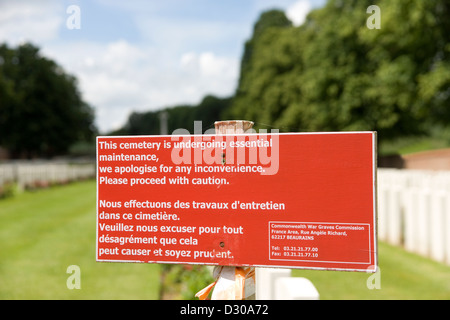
[292, 241, 450, 300]
[379, 127, 450, 156]
[380, 136, 450, 156]
[0, 180, 160, 299]
[1, 180, 449, 300]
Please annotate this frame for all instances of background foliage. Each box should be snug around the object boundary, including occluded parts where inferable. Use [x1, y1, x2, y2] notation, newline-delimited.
[1, 0, 449, 155]
[113, 95, 231, 136]
[229, 0, 450, 140]
[114, 0, 450, 153]
[0, 43, 96, 158]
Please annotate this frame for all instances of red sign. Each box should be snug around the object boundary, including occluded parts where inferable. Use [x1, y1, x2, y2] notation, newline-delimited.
[96, 132, 377, 272]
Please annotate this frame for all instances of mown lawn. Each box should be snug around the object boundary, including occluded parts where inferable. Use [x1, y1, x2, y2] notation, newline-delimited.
[292, 242, 450, 300]
[0, 180, 160, 299]
[1, 180, 449, 300]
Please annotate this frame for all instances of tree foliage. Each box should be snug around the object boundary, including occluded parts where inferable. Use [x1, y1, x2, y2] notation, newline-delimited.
[117, 0, 449, 143]
[116, 95, 231, 135]
[229, 0, 450, 139]
[0, 43, 96, 158]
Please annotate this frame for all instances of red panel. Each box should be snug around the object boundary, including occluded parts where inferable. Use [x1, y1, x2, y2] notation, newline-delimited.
[96, 132, 377, 271]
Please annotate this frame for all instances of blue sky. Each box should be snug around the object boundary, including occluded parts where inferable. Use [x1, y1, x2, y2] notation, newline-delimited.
[0, 0, 326, 133]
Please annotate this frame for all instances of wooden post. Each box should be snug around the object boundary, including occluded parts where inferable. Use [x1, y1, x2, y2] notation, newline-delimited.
[159, 111, 169, 135]
[212, 120, 256, 300]
[214, 120, 254, 135]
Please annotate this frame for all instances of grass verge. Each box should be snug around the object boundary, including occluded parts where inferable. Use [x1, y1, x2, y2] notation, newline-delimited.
[0, 180, 160, 299]
[292, 241, 450, 299]
[1, 180, 449, 299]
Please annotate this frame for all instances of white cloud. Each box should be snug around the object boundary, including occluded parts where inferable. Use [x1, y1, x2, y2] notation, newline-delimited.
[135, 15, 245, 59]
[1, 1, 322, 133]
[0, 0, 63, 45]
[181, 51, 238, 78]
[44, 40, 239, 133]
[46, 40, 159, 131]
[286, 0, 312, 26]
[0, 0, 242, 133]
[179, 51, 239, 104]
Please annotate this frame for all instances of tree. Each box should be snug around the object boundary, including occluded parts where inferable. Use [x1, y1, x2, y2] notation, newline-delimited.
[230, 10, 296, 129]
[239, 9, 292, 84]
[0, 43, 96, 158]
[230, 0, 450, 140]
[347, 0, 450, 137]
[118, 0, 450, 143]
[117, 95, 231, 135]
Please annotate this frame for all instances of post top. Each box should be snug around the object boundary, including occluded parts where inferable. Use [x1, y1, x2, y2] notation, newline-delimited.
[214, 120, 254, 134]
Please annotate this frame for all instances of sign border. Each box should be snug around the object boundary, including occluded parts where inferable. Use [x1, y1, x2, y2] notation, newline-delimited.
[95, 131, 378, 272]
[268, 221, 373, 264]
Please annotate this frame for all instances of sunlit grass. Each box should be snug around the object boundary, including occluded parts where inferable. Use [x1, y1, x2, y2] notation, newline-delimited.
[292, 242, 450, 300]
[0, 180, 160, 299]
[2, 180, 449, 299]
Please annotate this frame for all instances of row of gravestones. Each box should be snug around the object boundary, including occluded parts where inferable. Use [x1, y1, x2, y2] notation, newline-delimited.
[378, 168, 450, 266]
[0, 161, 95, 190]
